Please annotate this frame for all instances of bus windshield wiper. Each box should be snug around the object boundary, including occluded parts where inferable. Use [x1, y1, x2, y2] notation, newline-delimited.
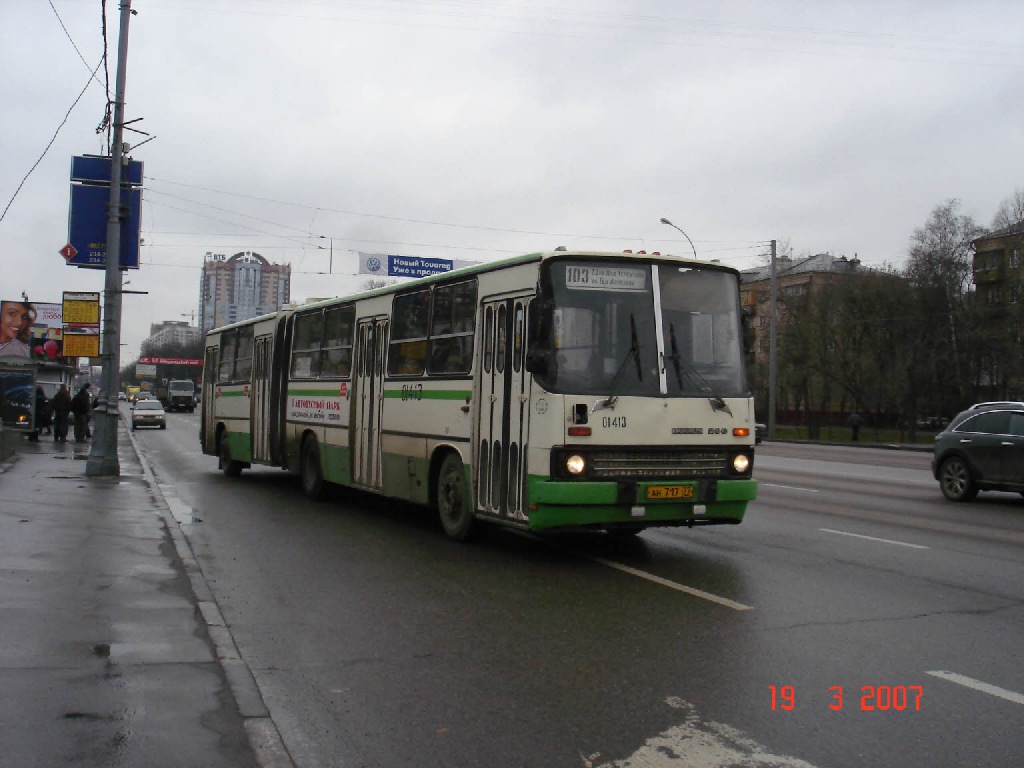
[597, 314, 642, 410]
[666, 322, 732, 416]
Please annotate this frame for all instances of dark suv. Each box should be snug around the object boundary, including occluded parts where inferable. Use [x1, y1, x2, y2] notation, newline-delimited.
[932, 404, 1024, 502]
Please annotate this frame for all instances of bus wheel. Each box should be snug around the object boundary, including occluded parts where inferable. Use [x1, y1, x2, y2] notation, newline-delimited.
[219, 434, 243, 477]
[301, 436, 325, 501]
[437, 453, 477, 541]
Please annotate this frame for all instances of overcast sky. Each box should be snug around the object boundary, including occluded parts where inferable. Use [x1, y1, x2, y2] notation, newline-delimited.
[2, 0, 1022, 359]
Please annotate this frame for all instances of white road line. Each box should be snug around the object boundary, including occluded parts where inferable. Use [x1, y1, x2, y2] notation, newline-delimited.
[588, 556, 753, 611]
[819, 528, 929, 549]
[763, 483, 819, 492]
[926, 671, 1024, 705]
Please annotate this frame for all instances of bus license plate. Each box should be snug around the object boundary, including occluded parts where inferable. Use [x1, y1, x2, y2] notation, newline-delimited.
[646, 485, 694, 500]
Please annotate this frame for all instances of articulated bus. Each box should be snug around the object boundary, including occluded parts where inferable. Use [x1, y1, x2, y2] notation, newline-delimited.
[200, 249, 758, 540]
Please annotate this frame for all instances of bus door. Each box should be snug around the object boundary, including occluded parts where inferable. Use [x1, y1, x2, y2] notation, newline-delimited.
[476, 295, 532, 523]
[250, 334, 273, 463]
[352, 317, 388, 490]
[201, 345, 218, 454]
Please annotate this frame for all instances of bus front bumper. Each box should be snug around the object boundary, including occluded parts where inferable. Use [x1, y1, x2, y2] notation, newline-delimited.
[524, 477, 758, 531]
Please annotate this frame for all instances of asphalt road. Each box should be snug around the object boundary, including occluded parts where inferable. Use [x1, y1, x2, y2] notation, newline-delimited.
[134, 411, 1024, 768]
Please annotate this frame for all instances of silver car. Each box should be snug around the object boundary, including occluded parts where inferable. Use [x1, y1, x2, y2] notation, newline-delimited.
[131, 399, 167, 430]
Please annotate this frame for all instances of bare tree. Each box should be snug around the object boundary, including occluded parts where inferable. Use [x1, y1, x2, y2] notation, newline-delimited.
[361, 278, 398, 291]
[904, 199, 985, 406]
[991, 188, 1024, 230]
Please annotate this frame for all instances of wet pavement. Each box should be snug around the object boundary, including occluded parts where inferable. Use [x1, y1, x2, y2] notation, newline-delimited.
[0, 422, 292, 768]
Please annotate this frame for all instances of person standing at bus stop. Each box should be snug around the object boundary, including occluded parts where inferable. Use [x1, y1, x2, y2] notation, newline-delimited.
[52, 384, 72, 442]
[71, 383, 92, 442]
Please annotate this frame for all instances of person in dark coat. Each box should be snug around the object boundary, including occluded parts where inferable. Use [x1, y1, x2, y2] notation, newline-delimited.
[71, 383, 92, 442]
[52, 384, 72, 442]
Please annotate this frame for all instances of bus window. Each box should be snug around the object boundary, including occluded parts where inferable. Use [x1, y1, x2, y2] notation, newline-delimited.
[428, 280, 476, 375]
[388, 290, 430, 376]
[322, 306, 354, 378]
[218, 330, 237, 382]
[235, 328, 254, 381]
[513, 302, 524, 372]
[496, 304, 507, 373]
[291, 311, 323, 378]
[483, 306, 494, 374]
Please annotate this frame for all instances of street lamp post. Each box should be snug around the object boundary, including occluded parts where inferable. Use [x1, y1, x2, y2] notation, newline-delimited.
[86, 0, 133, 477]
[659, 217, 698, 260]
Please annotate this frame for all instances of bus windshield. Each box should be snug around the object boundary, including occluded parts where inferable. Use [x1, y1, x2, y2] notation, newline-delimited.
[533, 258, 748, 398]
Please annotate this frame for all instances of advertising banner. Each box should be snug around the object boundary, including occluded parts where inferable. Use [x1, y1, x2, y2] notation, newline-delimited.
[1, 300, 37, 359]
[0, 364, 35, 430]
[137, 357, 203, 366]
[358, 252, 477, 278]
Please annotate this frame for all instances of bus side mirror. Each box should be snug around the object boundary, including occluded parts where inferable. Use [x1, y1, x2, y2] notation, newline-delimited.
[525, 299, 553, 375]
[527, 299, 552, 344]
[524, 349, 551, 375]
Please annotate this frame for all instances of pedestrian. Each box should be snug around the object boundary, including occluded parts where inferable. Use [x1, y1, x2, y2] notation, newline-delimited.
[0, 300, 34, 358]
[848, 410, 861, 442]
[28, 386, 47, 441]
[71, 383, 92, 442]
[52, 384, 72, 442]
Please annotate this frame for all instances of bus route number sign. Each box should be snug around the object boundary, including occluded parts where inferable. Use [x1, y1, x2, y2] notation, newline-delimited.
[646, 485, 694, 500]
[564, 265, 646, 291]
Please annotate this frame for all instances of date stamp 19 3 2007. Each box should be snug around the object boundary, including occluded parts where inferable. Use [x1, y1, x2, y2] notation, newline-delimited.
[770, 685, 923, 712]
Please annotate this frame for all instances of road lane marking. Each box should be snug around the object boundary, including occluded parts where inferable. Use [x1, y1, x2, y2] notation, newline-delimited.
[763, 483, 820, 492]
[926, 671, 1024, 705]
[588, 556, 753, 611]
[819, 528, 929, 549]
[584, 697, 819, 768]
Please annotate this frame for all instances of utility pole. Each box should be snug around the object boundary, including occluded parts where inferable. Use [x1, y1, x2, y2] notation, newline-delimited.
[768, 239, 778, 439]
[87, 0, 133, 477]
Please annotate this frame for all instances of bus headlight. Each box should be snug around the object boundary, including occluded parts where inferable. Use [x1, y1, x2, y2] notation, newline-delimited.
[732, 453, 751, 474]
[566, 454, 587, 475]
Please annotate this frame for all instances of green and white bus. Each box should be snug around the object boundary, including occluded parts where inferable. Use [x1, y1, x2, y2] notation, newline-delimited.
[201, 249, 757, 540]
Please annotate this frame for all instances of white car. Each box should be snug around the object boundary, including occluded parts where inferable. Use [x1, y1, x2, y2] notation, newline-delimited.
[131, 400, 167, 430]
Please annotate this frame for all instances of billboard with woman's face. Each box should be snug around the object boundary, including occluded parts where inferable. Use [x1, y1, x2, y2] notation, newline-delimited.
[0, 300, 69, 362]
[0, 300, 35, 359]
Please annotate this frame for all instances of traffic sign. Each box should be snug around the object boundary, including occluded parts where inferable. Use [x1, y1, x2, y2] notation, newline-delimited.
[66, 183, 142, 269]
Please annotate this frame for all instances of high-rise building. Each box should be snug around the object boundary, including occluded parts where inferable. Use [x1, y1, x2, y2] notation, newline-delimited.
[140, 320, 201, 355]
[198, 251, 291, 332]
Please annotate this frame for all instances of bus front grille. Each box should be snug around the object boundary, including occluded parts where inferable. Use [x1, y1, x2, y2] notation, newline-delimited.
[587, 450, 728, 479]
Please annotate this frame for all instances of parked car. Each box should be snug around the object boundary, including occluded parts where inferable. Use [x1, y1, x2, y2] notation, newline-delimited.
[755, 422, 767, 444]
[131, 399, 166, 430]
[932, 404, 1024, 501]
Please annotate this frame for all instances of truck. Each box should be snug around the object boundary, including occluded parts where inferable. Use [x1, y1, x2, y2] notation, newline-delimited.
[157, 379, 195, 412]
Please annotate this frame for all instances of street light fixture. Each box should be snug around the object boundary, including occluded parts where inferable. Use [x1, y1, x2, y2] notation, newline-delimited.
[659, 217, 698, 260]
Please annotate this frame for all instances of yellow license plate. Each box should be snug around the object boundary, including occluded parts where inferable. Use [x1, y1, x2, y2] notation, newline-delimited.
[645, 485, 695, 500]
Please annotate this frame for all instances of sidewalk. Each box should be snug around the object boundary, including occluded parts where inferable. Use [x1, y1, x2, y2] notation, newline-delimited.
[0, 420, 290, 768]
